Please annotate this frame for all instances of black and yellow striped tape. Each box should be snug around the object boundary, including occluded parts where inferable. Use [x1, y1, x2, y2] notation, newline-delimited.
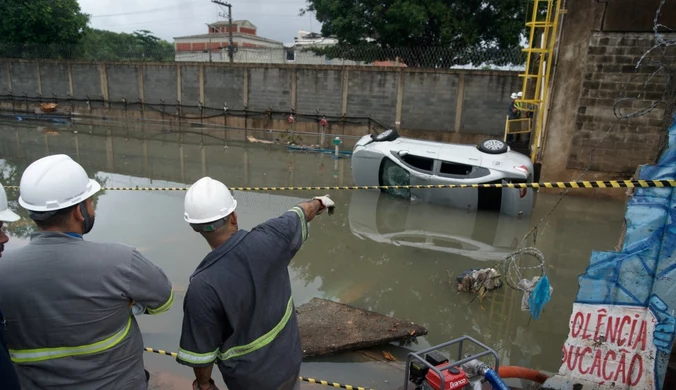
[7, 179, 675, 192]
[142, 348, 376, 390]
[144, 347, 177, 357]
[299, 377, 374, 390]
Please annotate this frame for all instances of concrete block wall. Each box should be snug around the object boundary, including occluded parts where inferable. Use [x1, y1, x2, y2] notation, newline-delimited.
[400, 72, 459, 132]
[0, 60, 520, 142]
[539, 0, 676, 197]
[567, 32, 675, 174]
[461, 73, 521, 134]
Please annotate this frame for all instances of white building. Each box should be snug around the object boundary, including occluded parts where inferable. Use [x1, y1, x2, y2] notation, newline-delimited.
[173, 20, 285, 62]
[173, 22, 399, 66]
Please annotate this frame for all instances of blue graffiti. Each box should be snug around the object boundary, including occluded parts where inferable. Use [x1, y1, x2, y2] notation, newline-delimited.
[572, 112, 676, 390]
[650, 294, 676, 353]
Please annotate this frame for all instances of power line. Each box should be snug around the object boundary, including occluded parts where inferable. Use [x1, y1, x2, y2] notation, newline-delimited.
[90, 0, 209, 18]
[95, 11, 308, 30]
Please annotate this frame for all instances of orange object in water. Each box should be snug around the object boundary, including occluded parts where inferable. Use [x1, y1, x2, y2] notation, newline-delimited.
[497, 366, 549, 384]
[40, 103, 58, 112]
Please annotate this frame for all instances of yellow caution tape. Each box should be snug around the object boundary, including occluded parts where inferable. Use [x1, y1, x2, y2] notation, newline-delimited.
[6, 179, 674, 192]
[143, 348, 376, 390]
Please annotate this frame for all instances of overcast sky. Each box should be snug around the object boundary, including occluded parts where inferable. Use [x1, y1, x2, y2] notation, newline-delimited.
[77, 0, 321, 44]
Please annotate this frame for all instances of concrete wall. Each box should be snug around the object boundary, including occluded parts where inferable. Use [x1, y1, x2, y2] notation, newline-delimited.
[540, 0, 676, 199]
[0, 60, 519, 144]
[568, 32, 673, 174]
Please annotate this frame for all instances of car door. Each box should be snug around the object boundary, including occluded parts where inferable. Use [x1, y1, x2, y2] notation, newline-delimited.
[394, 152, 436, 202]
[428, 159, 479, 210]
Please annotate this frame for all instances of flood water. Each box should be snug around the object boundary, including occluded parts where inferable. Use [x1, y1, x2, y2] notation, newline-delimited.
[0, 121, 628, 389]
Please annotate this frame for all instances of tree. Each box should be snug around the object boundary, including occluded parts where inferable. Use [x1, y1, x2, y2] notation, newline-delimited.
[300, 0, 529, 68]
[0, 0, 89, 58]
[79, 29, 175, 62]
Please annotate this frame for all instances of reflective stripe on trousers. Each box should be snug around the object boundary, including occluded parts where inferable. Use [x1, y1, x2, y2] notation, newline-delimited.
[9, 316, 132, 363]
[177, 296, 295, 364]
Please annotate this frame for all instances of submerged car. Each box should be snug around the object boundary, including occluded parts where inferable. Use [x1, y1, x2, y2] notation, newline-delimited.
[351, 129, 536, 216]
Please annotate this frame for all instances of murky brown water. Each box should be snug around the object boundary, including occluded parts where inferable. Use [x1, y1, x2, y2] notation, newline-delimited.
[0, 121, 628, 389]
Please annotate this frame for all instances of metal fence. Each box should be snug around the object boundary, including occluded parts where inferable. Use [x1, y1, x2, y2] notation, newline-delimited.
[0, 43, 526, 70]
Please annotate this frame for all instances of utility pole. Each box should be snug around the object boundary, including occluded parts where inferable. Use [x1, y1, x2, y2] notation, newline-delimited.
[211, 0, 234, 63]
[205, 24, 215, 62]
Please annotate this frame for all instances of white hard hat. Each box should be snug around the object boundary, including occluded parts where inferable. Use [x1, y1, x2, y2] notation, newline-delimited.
[517, 91, 523, 97]
[510, 93, 518, 99]
[184, 177, 237, 224]
[18, 154, 101, 212]
[0, 183, 19, 223]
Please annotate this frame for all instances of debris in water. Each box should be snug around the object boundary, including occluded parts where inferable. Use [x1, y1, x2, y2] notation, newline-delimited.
[40, 103, 58, 113]
[297, 298, 427, 358]
[246, 135, 276, 145]
[517, 275, 553, 319]
[39, 126, 60, 136]
[382, 351, 396, 361]
[456, 268, 502, 302]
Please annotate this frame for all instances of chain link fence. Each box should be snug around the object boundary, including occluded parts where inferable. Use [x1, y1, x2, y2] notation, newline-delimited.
[0, 43, 526, 70]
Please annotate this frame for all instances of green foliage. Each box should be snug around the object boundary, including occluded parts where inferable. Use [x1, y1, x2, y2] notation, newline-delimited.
[301, 0, 530, 67]
[0, 0, 174, 61]
[77, 28, 175, 62]
[0, 0, 89, 45]
[0, 0, 89, 58]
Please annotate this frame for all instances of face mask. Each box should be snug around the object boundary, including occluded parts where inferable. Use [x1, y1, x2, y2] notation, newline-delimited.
[79, 203, 95, 234]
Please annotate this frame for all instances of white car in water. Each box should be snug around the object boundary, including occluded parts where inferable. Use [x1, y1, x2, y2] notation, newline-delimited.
[351, 129, 536, 216]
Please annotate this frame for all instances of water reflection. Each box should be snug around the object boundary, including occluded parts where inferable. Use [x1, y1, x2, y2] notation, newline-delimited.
[348, 190, 531, 262]
[0, 121, 629, 389]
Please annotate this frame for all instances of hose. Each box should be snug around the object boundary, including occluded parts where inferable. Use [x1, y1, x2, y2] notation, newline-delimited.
[497, 366, 549, 384]
[484, 368, 510, 390]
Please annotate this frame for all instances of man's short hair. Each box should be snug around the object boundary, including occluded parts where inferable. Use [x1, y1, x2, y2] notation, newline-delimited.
[30, 204, 78, 229]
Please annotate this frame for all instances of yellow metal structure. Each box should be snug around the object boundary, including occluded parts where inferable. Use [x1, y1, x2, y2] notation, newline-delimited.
[503, 116, 533, 142]
[504, 0, 565, 163]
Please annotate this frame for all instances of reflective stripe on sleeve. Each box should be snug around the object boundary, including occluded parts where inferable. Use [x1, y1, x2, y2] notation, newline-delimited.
[147, 289, 175, 315]
[9, 316, 133, 363]
[289, 206, 307, 242]
[176, 347, 219, 365]
[219, 296, 294, 361]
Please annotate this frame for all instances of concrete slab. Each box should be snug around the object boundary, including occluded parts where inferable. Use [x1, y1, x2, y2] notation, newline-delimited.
[298, 298, 427, 358]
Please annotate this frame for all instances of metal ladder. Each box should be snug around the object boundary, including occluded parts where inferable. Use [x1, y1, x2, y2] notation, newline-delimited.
[507, 0, 566, 163]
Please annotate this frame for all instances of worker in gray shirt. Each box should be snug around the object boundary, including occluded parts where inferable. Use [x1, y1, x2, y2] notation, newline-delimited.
[0, 154, 174, 390]
[176, 177, 334, 390]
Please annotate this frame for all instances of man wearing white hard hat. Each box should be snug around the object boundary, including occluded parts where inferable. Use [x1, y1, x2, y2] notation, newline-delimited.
[176, 176, 334, 390]
[0, 154, 174, 390]
[0, 182, 21, 390]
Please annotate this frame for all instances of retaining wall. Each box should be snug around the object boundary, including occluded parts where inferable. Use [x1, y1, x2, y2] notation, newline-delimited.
[0, 60, 520, 146]
[540, 0, 676, 200]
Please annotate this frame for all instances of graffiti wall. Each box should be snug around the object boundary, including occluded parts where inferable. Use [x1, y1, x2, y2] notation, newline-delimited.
[548, 113, 676, 390]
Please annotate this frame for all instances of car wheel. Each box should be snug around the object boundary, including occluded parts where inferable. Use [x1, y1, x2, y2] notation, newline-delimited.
[372, 128, 400, 142]
[478, 139, 508, 154]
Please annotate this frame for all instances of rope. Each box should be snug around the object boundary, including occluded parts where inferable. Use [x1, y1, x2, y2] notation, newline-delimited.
[143, 348, 376, 390]
[5, 179, 676, 192]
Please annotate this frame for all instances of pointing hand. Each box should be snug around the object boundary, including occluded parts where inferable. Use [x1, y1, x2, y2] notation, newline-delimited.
[313, 195, 335, 215]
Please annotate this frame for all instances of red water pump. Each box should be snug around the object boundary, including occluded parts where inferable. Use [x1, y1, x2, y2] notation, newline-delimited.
[423, 365, 470, 390]
[409, 351, 471, 390]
